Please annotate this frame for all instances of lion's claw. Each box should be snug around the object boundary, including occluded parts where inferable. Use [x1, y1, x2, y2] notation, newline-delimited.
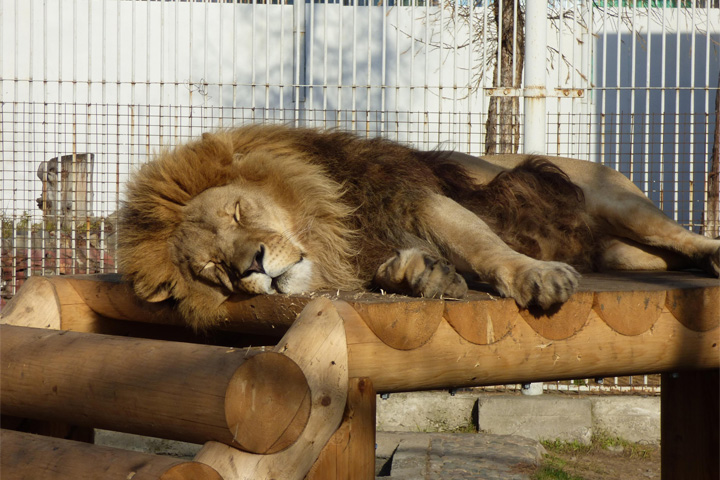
[500, 260, 580, 309]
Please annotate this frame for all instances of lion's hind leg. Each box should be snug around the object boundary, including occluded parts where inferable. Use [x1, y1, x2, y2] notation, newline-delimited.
[374, 248, 468, 298]
[587, 181, 720, 277]
[597, 236, 699, 272]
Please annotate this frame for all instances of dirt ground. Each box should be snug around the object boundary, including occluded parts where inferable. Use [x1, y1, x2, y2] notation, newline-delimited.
[531, 442, 660, 479]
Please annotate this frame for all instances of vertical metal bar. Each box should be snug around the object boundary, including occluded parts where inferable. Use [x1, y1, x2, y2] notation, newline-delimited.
[629, 1, 636, 183]
[174, 0, 180, 140]
[558, 0, 565, 157]
[266, 0, 271, 117]
[395, 0, 400, 136]
[644, 1, 652, 195]
[481, 0, 487, 121]
[352, 0, 357, 129]
[308, 0, 314, 119]
[467, 0, 474, 152]
[614, 0, 622, 171]
[659, 1, 667, 212]
[410, 0, 416, 141]
[337, 0, 343, 128]
[437, 0, 444, 146]
[203, 0, 210, 123]
[322, 0, 329, 125]
[705, 0, 713, 234]
[599, 2, 608, 165]
[28, 0, 40, 279]
[496, 0, 501, 88]
[673, 1, 680, 222]
[381, 0, 387, 136]
[422, 0, 429, 146]
[366, 0, 372, 135]
[689, 2, 696, 231]
[146, 0, 152, 162]
[252, 0, 257, 119]
[279, 0, 285, 115]
[451, 0, 458, 147]
[294, 0, 306, 125]
[131, 0, 136, 153]
[160, 0, 165, 142]
[71, 0, 78, 276]
[523, 0, 547, 156]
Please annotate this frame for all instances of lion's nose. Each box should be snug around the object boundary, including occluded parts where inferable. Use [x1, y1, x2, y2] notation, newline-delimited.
[243, 245, 266, 276]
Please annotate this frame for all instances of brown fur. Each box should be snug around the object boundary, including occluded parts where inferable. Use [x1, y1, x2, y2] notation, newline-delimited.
[432, 156, 597, 270]
[119, 124, 600, 328]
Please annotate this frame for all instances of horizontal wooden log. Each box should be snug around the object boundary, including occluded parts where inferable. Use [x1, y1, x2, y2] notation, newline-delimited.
[338, 297, 719, 392]
[0, 429, 221, 480]
[0, 325, 310, 453]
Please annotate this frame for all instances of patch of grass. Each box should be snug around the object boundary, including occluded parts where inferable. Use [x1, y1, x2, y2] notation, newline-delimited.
[532, 456, 584, 480]
[541, 439, 592, 455]
[591, 430, 654, 459]
[541, 431, 654, 460]
[449, 419, 478, 433]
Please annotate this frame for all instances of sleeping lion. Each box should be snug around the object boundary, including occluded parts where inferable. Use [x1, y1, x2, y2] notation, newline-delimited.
[119, 124, 720, 330]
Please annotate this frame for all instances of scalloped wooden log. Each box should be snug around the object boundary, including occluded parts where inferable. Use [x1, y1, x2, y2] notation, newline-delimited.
[665, 286, 720, 332]
[0, 429, 222, 480]
[195, 297, 348, 480]
[0, 325, 310, 453]
[593, 290, 666, 336]
[2, 272, 718, 393]
[351, 299, 445, 350]
[336, 298, 719, 392]
[519, 291, 594, 340]
[443, 297, 517, 345]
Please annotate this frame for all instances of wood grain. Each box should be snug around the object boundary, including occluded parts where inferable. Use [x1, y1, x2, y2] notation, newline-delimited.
[195, 298, 349, 480]
[305, 377, 376, 480]
[1, 325, 309, 451]
[0, 429, 222, 480]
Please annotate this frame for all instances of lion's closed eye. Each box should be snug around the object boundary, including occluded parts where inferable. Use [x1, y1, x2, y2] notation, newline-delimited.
[234, 202, 242, 225]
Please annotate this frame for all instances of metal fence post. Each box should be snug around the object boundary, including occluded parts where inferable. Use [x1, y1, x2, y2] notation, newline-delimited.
[523, 1, 547, 156]
[521, 1, 548, 396]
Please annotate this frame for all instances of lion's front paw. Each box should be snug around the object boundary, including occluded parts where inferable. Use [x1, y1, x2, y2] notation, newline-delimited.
[499, 260, 581, 309]
[374, 248, 468, 298]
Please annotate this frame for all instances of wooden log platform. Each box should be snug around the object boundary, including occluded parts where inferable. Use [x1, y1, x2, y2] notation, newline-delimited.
[3, 271, 717, 392]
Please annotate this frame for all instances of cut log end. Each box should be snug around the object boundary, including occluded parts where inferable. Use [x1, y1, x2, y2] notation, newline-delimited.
[225, 351, 311, 454]
[159, 462, 224, 480]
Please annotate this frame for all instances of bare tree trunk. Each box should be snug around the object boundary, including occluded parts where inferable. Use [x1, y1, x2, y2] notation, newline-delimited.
[708, 69, 720, 237]
[485, 0, 525, 155]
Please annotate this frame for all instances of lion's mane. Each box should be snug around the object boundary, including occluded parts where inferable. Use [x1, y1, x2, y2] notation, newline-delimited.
[119, 127, 364, 324]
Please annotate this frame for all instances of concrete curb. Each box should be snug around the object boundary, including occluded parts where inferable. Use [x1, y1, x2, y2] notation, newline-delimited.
[377, 392, 660, 445]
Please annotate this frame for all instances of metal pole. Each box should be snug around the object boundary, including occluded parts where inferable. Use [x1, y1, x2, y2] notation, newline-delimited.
[293, 0, 306, 126]
[521, 1, 546, 395]
[523, 0, 547, 156]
